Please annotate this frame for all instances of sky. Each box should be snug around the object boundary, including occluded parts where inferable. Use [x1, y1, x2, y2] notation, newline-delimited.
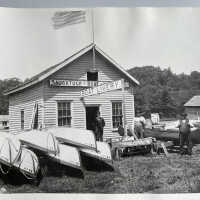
[0, 7, 200, 80]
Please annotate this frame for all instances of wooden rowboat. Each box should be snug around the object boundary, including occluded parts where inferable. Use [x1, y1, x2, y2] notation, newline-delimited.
[46, 127, 97, 151]
[49, 143, 82, 170]
[0, 133, 21, 168]
[15, 130, 59, 155]
[13, 146, 39, 178]
[80, 141, 112, 162]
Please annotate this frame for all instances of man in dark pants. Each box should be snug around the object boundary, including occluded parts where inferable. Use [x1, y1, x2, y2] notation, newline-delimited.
[177, 113, 193, 155]
[94, 111, 105, 141]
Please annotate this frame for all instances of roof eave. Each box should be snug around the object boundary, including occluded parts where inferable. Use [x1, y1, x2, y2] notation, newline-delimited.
[95, 46, 140, 86]
[3, 79, 41, 96]
[4, 43, 140, 95]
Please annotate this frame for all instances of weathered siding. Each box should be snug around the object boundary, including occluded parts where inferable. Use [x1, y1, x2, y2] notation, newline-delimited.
[48, 50, 124, 82]
[9, 83, 44, 134]
[185, 107, 200, 120]
[43, 50, 135, 139]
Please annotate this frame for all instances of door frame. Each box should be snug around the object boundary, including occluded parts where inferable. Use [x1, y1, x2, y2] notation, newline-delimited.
[85, 104, 101, 129]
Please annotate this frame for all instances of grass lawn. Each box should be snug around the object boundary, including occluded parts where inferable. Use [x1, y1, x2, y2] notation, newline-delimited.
[1, 145, 200, 193]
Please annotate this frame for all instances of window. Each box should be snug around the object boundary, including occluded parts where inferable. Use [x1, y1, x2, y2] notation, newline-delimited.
[87, 71, 98, 81]
[57, 102, 71, 127]
[21, 110, 24, 130]
[2, 121, 7, 126]
[33, 105, 38, 129]
[112, 102, 123, 129]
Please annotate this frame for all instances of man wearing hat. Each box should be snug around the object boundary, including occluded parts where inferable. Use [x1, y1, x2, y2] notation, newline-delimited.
[94, 111, 105, 141]
[177, 113, 193, 155]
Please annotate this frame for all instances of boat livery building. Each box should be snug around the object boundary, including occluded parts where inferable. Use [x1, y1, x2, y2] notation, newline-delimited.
[5, 44, 139, 139]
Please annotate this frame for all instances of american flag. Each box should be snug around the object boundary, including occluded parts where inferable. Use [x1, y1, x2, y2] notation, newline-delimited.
[52, 10, 86, 29]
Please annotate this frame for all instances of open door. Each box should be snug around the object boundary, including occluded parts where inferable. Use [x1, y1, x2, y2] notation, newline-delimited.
[86, 106, 99, 132]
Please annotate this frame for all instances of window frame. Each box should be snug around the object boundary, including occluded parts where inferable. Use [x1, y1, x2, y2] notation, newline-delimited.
[111, 101, 123, 130]
[87, 71, 98, 81]
[56, 101, 72, 127]
[21, 109, 25, 130]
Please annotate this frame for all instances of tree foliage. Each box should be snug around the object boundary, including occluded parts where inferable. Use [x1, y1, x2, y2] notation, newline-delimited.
[0, 67, 200, 118]
[0, 78, 22, 114]
[128, 66, 200, 118]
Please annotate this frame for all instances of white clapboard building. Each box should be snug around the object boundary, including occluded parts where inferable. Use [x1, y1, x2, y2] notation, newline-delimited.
[4, 44, 139, 139]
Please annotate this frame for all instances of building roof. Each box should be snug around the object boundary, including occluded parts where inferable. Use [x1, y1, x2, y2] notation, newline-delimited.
[184, 95, 200, 107]
[0, 115, 9, 122]
[4, 43, 139, 95]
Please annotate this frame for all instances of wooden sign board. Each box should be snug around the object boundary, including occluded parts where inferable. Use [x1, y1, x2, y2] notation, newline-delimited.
[80, 79, 123, 97]
[49, 79, 106, 88]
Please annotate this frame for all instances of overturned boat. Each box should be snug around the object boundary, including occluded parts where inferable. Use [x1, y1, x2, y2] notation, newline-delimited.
[13, 146, 40, 179]
[46, 127, 97, 150]
[16, 130, 83, 172]
[80, 141, 112, 162]
[0, 133, 21, 169]
[49, 143, 82, 171]
[15, 130, 59, 155]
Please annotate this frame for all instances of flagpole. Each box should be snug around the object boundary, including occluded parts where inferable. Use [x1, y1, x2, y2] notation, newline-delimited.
[91, 8, 96, 70]
[122, 79, 127, 136]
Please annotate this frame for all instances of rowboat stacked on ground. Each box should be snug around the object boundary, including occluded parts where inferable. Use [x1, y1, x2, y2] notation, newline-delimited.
[0, 133, 21, 168]
[15, 130, 83, 174]
[45, 127, 113, 167]
[48, 143, 82, 171]
[13, 146, 40, 179]
[46, 127, 97, 150]
[0, 127, 115, 183]
[0, 132, 39, 179]
[15, 130, 59, 155]
[80, 141, 112, 162]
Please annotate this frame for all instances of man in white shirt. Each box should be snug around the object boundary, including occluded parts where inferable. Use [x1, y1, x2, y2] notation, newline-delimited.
[134, 116, 146, 138]
[177, 113, 193, 155]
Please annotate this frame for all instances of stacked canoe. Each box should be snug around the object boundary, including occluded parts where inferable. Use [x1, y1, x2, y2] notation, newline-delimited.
[0, 127, 113, 181]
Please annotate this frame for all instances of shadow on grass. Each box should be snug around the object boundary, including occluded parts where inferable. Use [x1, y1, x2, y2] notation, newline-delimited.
[80, 154, 114, 172]
[46, 161, 84, 179]
[0, 160, 84, 188]
[0, 166, 30, 186]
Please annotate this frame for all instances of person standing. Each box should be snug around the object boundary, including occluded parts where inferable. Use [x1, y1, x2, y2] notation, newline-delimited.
[134, 116, 146, 139]
[177, 113, 193, 155]
[94, 111, 105, 141]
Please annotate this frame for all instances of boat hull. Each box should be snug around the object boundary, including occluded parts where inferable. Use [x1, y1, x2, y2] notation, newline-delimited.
[13, 147, 40, 178]
[46, 127, 97, 151]
[15, 130, 59, 155]
[0, 133, 21, 167]
[80, 141, 112, 162]
[49, 144, 82, 171]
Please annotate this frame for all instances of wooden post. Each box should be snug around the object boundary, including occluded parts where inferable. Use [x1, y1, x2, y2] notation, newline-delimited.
[122, 79, 127, 136]
[91, 8, 96, 71]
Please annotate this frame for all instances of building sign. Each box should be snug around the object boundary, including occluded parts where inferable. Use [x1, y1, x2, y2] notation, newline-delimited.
[80, 79, 123, 97]
[49, 79, 106, 88]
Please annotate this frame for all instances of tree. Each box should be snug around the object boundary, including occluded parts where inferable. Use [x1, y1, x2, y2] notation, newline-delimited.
[0, 78, 22, 114]
[128, 66, 200, 118]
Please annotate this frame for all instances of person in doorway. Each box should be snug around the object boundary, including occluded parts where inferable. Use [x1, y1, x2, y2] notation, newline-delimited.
[94, 111, 105, 141]
[177, 113, 193, 155]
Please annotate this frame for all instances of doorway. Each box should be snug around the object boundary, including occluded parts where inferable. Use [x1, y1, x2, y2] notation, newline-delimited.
[86, 106, 99, 131]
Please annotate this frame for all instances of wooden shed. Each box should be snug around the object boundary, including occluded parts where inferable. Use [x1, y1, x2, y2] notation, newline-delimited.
[184, 95, 200, 120]
[4, 44, 139, 140]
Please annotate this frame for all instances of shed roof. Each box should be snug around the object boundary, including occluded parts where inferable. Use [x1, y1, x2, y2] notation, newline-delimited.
[4, 43, 139, 95]
[0, 115, 9, 122]
[184, 95, 200, 107]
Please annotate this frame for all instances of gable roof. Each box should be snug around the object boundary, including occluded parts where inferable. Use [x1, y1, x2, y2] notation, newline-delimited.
[184, 95, 200, 107]
[4, 43, 139, 95]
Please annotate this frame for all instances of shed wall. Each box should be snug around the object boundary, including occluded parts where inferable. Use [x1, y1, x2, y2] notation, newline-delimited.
[185, 107, 200, 120]
[9, 83, 44, 134]
[43, 50, 135, 139]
